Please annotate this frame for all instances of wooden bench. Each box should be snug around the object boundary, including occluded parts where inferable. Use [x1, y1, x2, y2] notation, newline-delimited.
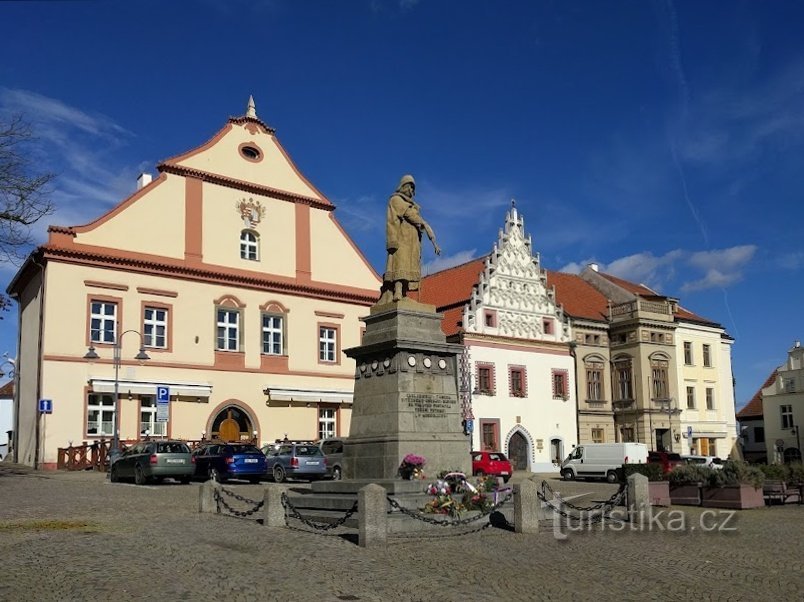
[763, 480, 803, 505]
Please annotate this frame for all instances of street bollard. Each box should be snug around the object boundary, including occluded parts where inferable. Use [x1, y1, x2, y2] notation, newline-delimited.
[263, 486, 287, 527]
[198, 479, 220, 514]
[627, 473, 649, 525]
[514, 478, 545, 534]
[358, 483, 387, 548]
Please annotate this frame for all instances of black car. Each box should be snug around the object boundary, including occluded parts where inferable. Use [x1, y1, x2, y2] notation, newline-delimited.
[191, 442, 267, 483]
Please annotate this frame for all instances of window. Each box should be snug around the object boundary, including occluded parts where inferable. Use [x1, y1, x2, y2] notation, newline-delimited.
[543, 319, 554, 335]
[683, 342, 693, 365]
[87, 393, 115, 436]
[591, 428, 605, 443]
[216, 308, 240, 351]
[90, 301, 117, 344]
[784, 378, 796, 393]
[781, 404, 794, 429]
[240, 230, 259, 261]
[552, 370, 568, 399]
[140, 396, 166, 437]
[705, 387, 715, 410]
[262, 314, 284, 355]
[509, 366, 526, 397]
[318, 408, 336, 440]
[584, 333, 601, 345]
[484, 310, 496, 328]
[319, 326, 337, 362]
[651, 360, 669, 400]
[480, 420, 499, 451]
[614, 360, 633, 401]
[476, 363, 495, 395]
[702, 344, 712, 367]
[143, 306, 168, 349]
[621, 427, 635, 443]
[586, 362, 603, 401]
[686, 386, 696, 409]
[754, 427, 765, 443]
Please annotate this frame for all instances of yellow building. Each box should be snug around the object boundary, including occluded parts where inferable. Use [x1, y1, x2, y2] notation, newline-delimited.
[8, 99, 380, 468]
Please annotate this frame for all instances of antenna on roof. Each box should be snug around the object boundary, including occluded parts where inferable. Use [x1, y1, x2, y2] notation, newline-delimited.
[246, 95, 257, 119]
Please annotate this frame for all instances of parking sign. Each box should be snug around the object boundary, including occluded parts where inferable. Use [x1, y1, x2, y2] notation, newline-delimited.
[157, 386, 170, 403]
[156, 386, 170, 422]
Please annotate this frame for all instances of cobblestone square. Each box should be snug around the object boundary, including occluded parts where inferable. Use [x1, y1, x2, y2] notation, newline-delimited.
[1, 465, 802, 602]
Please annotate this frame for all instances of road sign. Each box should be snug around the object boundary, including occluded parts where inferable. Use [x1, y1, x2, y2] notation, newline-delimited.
[464, 419, 474, 434]
[38, 399, 53, 414]
[156, 386, 170, 422]
[686, 426, 693, 439]
[157, 386, 170, 403]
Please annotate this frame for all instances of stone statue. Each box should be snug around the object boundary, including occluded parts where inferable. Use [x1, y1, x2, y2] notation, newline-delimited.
[378, 174, 440, 304]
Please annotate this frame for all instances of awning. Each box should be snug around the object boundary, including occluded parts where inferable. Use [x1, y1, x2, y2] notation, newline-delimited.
[264, 387, 352, 405]
[89, 378, 213, 398]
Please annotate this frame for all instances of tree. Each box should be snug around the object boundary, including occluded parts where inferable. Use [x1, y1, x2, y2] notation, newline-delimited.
[0, 114, 56, 315]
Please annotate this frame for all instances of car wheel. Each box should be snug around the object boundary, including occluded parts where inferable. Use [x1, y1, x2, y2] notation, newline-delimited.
[332, 466, 342, 481]
[561, 469, 574, 481]
[606, 470, 618, 484]
[110, 464, 119, 483]
[134, 464, 147, 486]
[273, 465, 286, 483]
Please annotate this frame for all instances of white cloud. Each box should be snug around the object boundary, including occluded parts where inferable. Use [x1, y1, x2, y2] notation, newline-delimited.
[604, 250, 684, 292]
[423, 249, 478, 275]
[687, 245, 757, 271]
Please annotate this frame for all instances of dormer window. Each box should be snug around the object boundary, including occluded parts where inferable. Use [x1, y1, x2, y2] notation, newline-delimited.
[240, 230, 259, 261]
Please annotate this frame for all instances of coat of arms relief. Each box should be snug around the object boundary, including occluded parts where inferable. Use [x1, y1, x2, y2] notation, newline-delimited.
[236, 198, 266, 228]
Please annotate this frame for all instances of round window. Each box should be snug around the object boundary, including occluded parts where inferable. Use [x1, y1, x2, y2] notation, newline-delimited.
[240, 145, 261, 160]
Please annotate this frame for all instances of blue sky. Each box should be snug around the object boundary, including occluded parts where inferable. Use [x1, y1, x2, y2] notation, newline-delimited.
[1, 0, 802, 409]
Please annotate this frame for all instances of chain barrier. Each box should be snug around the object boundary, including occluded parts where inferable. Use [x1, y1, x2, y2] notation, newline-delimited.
[386, 492, 513, 527]
[537, 481, 628, 525]
[540, 480, 627, 512]
[214, 487, 264, 518]
[281, 492, 358, 532]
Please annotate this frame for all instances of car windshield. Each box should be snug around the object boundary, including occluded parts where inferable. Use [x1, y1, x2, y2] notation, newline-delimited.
[157, 442, 190, 454]
[224, 445, 262, 455]
[295, 445, 323, 456]
[488, 453, 507, 461]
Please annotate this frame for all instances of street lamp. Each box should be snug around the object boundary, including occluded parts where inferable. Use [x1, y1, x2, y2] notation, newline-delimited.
[84, 329, 150, 466]
[792, 424, 801, 462]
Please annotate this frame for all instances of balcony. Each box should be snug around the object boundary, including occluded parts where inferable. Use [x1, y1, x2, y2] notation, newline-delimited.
[610, 299, 674, 322]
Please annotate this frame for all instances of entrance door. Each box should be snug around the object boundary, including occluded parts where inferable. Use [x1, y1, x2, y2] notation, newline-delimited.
[508, 431, 529, 470]
[550, 439, 563, 465]
[218, 414, 240, 442]
[211, 406, 253, 442]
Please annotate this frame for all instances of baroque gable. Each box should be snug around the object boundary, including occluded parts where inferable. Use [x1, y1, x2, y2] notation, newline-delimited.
[462, 204, 570, 342]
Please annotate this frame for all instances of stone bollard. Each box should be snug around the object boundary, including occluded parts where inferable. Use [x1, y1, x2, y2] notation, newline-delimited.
[514, 478, 545, 534]
[198, 479, 220, 514]
[263, 486, 287, 527]
[358, 483, 387, 548]
[627, 473, 649, 525]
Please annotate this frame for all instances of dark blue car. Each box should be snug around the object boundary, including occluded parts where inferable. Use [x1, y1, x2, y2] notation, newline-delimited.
[192, 442, 267, 483]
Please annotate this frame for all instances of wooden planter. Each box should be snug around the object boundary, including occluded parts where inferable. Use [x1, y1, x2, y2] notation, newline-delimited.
[701, 484, 765, 509]
[648, 481, 671, 507]
[669, 482, 702, 506]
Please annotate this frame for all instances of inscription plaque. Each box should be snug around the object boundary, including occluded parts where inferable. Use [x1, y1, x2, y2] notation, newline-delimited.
[403, 393, 456, 418]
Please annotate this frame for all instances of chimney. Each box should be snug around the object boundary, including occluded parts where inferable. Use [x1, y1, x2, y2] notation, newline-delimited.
[588, 262, 599, 272]
[136, 173, 153, 190]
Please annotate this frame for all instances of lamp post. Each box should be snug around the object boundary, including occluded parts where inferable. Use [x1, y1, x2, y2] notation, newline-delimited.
[792, 424, 801, 461]
[84, 330, 150, 467]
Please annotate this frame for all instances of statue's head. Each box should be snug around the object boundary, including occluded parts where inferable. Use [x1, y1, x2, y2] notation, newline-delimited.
[397, 174, 415, 194]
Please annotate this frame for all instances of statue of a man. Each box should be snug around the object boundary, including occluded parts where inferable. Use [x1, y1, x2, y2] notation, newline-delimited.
[379, 174, 440, 304]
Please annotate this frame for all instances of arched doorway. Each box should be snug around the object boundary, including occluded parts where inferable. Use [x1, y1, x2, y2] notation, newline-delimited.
[210, 405, 254, 442]
[784, 447, 802, 463]
[508, 431, 529, 471]
[550, 438, 563, 465]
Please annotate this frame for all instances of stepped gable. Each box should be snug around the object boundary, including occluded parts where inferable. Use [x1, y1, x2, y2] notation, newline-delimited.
[737, 369, 778, 419]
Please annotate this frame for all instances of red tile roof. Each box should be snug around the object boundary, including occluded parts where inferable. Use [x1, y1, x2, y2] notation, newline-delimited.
[0, 380, 13, 397]
[546, 270, 609, 322]
[736, 369, 778, 419]
[597, 272, 657, 295]
[420, 258, 486, 309]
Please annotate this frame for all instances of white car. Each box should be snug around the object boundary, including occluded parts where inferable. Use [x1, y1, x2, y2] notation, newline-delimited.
[681, 455, 724, 469]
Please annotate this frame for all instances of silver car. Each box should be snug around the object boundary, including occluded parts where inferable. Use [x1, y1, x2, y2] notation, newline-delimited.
[111, 440, 194, 485]
[319, 437, 346, 480]
[262, 443, 327, 482]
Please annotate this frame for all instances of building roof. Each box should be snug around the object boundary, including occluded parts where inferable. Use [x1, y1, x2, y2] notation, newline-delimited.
[420, 257, 486, 310]
[545, 270, 609, 322]
[0, 380, 13, 398]
[597, 271, 657, 295]
[736, 369, 778, 419]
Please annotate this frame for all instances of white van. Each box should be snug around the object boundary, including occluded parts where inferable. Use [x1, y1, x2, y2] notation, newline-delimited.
[560, 442, 648, 483]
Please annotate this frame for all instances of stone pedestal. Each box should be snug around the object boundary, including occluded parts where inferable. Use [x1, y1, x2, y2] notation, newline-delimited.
[342, 299, 471, 480]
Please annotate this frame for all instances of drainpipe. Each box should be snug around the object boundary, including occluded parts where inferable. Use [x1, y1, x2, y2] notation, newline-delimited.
[569, 340, 580, 446]
[32, 254, 46, 469]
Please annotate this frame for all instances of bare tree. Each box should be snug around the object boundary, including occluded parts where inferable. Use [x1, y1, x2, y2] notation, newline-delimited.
[0, 114, 56, 315]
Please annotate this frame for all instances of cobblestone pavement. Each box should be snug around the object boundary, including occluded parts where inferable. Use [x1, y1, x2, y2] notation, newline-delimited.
[1, 463, 802, 602]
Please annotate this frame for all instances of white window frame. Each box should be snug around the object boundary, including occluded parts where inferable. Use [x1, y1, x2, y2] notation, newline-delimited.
[240, 230, 259, 261]
[781, 404, 794, 429]
[87, 393, 115, 436]
[217, 308, 241, 351]
[705, 387, 715, 410]
[90, 301, 117, 344]
[143, 306, 168, 349]
[262, 314, 284, 355]
[139, 396, 167, 436]
[319, 327, 337, 363]
[683, 341, 693, 365]
[702, 344, 712, 367]
[318, 408, 336, 440]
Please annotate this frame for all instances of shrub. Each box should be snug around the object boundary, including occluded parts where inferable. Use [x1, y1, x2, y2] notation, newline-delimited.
[622, 463, 664, 482]
[668, 463, 714, 485]
[759, 463, 789, 481]
[709, 461, 765, 489]
[787, 462, 804, 484]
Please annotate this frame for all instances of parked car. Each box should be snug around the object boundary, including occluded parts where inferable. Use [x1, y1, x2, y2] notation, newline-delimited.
[191, 442, 267, 483]
[471, 451, 513, 482]
[111, 440, 194, 485]
[262, 442, 327, 482]
[681, 454, 724, 469]
[318, 437, 346, 480]
[647, 451, 684, 474]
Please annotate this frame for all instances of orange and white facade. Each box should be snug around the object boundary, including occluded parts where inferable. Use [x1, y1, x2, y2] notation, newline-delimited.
[8, 100, 381, 468]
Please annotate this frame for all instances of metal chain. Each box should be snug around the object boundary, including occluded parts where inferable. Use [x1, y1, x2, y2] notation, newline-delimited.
[386, 493, 513, 527]
[214, 488, 265, 518]
[536, 488, 627, 525]
[391, 521, 495, 540]
[540, 480, 626, 512]
[281, 492, 358, 532]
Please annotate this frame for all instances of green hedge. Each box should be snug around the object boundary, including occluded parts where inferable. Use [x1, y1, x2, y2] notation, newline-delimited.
[621, 463, 664, 482]
[759, 462, 804, 485]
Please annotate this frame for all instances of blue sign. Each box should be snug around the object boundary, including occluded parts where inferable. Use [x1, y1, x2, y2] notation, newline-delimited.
[157, 386, 170, 403]
[687, 426, 693, 439]
[465, 419, 474, 434]
[39, 399, 53, 414]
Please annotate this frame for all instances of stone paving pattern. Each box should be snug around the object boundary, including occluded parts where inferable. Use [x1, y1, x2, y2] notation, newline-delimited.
[1, 463, 802, 601]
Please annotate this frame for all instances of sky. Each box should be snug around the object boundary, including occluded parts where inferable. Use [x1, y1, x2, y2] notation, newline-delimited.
[1, 0, 803, 410]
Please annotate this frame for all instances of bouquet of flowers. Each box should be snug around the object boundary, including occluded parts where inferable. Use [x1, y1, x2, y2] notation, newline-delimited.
[423, 478, 464, 518]
[398, 453, 426, 480]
